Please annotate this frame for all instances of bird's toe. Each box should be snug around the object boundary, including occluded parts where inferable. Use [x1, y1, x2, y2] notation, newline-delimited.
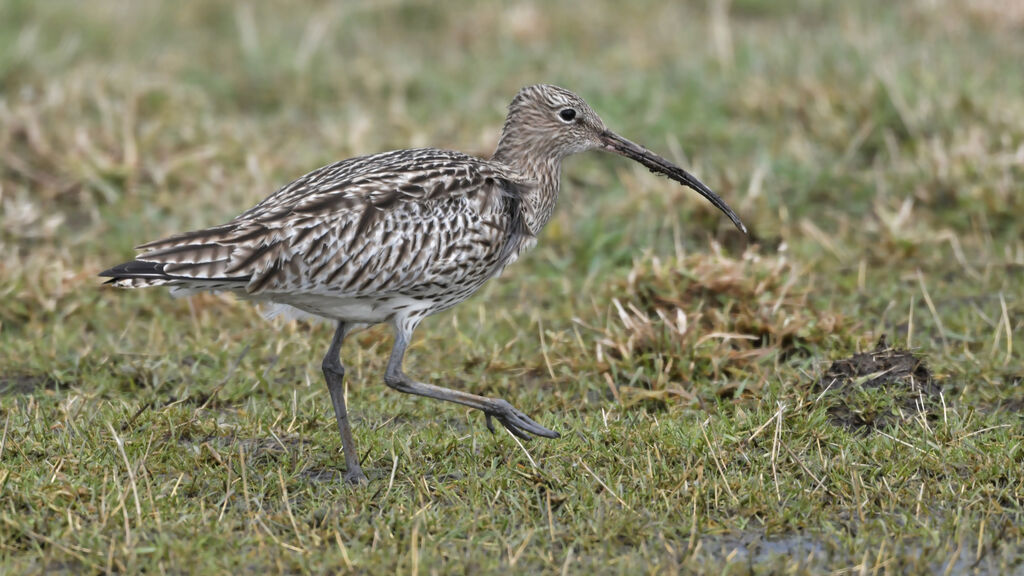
[487, 399, 559, 440]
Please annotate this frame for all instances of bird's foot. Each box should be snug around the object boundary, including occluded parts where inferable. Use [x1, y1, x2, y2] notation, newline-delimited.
[344, 467, 368, 485]
[483, 399, 559, 440]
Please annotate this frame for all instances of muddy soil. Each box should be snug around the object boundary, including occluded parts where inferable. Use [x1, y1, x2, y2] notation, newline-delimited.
[815, 337, 941, 432]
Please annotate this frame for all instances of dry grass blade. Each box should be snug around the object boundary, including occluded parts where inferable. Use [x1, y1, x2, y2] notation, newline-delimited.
[106, 423, 143, 523]
[578, 458, 631, 510]
[700, 418, 738, 505]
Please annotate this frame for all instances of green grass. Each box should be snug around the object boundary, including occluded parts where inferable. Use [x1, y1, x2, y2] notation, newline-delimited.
[2, 0, 1023, 573]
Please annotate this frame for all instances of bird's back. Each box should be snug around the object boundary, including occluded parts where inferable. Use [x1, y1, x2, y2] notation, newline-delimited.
[103, 148, 535, 321]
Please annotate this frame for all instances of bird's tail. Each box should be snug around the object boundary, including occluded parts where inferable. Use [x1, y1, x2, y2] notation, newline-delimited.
[99, 260, 178, 288]
[99, 258, 252, 290]
[100, 224, 253, 290]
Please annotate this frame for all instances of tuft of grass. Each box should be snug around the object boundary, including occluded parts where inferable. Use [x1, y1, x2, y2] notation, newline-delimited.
[589, 248, 848, 404]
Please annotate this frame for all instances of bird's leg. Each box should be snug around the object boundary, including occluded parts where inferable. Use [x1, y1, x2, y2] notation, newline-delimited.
[322, 321, 367, 484]
[383, 317, 559, 440]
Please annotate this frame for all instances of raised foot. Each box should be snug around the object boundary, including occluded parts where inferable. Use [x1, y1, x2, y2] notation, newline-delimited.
[483, 399, 560, 440]
[344, 468, 368, 485]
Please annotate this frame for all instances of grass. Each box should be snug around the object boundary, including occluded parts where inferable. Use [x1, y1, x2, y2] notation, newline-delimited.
[1, 0, 1022, 573]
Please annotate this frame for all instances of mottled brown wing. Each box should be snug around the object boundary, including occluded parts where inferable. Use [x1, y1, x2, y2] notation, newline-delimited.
[238, 183, 518, 297]
[128, 148, 528, 297]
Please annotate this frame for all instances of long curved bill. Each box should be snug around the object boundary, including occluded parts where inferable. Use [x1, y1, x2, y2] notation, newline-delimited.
[600, 130, 748, 236]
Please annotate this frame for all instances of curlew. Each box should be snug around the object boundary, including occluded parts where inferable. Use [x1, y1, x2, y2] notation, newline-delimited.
[101, 85, 747, 484]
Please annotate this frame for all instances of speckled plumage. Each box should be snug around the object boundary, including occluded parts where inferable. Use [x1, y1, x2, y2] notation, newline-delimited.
[102, 84, 747, 484]
[114, 148, 533, 325]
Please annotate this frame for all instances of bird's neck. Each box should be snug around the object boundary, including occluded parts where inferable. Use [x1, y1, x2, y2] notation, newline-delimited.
[492, 138, 563, 236]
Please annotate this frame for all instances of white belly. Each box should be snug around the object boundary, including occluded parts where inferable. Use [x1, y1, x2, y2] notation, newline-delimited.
[255, 292, 435, 324]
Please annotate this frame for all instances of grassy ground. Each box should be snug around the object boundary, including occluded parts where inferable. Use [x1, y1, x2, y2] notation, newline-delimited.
[2, 0, 1022, 573]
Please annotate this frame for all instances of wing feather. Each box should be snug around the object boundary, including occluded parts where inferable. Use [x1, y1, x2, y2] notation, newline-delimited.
[114, 148, 531, 300]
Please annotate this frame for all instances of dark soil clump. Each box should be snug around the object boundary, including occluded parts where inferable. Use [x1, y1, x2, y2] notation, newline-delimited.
[815, 337, 941, 432]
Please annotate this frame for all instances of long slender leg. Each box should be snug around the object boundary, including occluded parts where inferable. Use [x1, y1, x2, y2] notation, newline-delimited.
[383, 315, 559, 439]
[322, 321, 367, 484]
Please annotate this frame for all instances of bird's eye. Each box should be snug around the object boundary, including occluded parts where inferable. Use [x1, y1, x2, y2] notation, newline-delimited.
[558, 108, 577, 122]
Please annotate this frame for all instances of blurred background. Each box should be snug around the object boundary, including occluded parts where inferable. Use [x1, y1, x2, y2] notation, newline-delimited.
[3, 0, 1019, 398]
[0, 0, 1022, 572]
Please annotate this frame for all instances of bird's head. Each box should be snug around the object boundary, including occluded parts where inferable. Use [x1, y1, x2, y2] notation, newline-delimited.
[496, 84, 748, 236]
[499, 84, 608, 158]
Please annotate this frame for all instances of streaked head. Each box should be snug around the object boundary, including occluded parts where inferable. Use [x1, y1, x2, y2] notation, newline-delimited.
[497, 84, 608, 158]
[496, 84, 747, 236]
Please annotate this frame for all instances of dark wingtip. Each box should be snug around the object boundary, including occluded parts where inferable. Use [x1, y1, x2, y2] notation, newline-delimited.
[99, 259, 251, 286]
[99, 260, 167, 280]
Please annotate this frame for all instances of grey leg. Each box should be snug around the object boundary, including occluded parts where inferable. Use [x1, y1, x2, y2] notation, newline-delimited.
[322, 321, 367, 484]
[383, 316, 559, 440]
